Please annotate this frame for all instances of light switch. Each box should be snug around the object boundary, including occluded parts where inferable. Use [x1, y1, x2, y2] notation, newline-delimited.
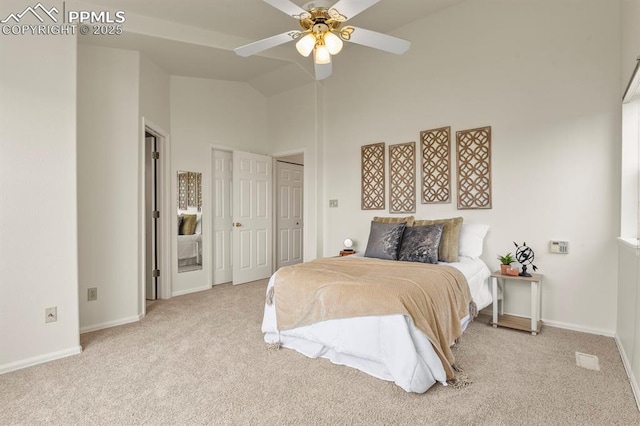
[329, 199, 338, 208]
[550, 240, 569, 254]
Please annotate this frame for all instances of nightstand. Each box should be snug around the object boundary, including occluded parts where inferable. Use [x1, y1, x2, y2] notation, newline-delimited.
[339, 250, 356, 256]
[490, 271, 543, 335]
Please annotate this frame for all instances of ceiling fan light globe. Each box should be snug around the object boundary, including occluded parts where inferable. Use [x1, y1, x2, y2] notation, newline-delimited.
[296, 33, 316, 57]
[314, 44, 331, 64]
[324, 31, 343, 55]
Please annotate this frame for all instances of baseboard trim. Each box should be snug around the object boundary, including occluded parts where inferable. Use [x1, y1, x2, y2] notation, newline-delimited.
[615, 335, 640, 411]
[172, 285, 211, 297]
[0, 345, 82, 375]
[541, 318, 615, 337]
[80, 314, 142, 334]
[478, 309, 615, 337]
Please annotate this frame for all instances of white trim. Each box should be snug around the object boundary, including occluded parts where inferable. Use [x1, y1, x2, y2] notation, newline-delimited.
[79, 314, 143, 334]
[541, 318, 615, 337]
[616, 334, 640, 411]
[618, 236, 640, 249]
[172, 285, 212, 297]
[623, 59, 640, 103]
[0, 346, 82, 375]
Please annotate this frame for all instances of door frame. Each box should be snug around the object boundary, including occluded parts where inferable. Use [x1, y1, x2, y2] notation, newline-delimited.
[139, 118, 171, 317]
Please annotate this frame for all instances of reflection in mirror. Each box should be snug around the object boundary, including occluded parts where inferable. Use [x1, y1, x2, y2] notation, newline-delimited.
[177, 171, 203, 273]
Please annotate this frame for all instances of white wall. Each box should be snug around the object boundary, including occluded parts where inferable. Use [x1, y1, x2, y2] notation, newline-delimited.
[622, 0, 640, 91]
[0, 4, 80, 371]
[323, 0, 621, 334]
[77, 45, 141, 332]
[140, 56, 171, 132]
[268, 82, 324, 261]
[170, 76, 268, 294]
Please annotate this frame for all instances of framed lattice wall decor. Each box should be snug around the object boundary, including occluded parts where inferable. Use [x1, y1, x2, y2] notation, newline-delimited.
[178, 171, 202, 211]
[456, 126, 492, 209]
[389, 142, 416, 214]
[361, 142, 386, 210]
[420, 126, 451, 204]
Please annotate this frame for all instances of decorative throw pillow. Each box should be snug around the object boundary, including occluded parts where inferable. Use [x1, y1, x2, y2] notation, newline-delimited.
[373, 215, 415, 227]
[398, 223, 444, 264]
[364, 221, 406, 260]
[458, 223, 490, 258]
[412, 217, 463, 263]
[179, 214, 197, 235]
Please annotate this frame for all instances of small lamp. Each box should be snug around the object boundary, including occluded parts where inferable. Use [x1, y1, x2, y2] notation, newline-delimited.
[343, 238, 354, 252]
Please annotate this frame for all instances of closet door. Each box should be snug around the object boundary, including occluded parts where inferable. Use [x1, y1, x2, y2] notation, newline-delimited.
[276, 161, 303, 269]
[212, 150, 233, 285]
[232, 151, 272, 284]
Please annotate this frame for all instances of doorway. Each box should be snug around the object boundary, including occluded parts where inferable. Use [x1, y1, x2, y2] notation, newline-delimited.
[144, 131, 160, 300]
[275, 156, 304, 269]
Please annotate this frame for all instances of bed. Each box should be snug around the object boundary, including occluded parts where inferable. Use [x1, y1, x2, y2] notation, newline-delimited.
[177, 233, 202, 266]
[261, 219, 492, 393]
[177, 210, 202, 269]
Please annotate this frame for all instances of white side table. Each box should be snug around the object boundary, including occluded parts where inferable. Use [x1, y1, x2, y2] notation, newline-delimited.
[490, 271, 543, 335]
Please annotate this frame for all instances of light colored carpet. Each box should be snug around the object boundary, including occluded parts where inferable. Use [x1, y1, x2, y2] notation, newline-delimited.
[1, 280, 639, 425]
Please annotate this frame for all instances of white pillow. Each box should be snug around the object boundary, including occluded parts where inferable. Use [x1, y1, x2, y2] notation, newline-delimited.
[458, 223, 490, 258]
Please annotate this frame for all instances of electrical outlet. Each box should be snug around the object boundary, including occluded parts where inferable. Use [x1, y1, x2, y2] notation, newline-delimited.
[88, 287, 98, 301]
[45, 307, 57, 323]
[329, 199, 338, 208]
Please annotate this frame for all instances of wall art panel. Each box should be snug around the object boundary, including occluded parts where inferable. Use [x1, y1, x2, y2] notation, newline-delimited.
[361, 142, 385, 210]
[389, 142, 416, 214]
[420, 126, 451, 204]
[456, 126, 492, 209]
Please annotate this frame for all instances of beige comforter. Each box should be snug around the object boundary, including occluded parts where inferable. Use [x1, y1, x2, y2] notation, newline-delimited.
[273, 256, 475, 380]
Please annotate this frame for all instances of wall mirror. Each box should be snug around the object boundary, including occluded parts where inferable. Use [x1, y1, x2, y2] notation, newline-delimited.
[177, 171, 203, 273]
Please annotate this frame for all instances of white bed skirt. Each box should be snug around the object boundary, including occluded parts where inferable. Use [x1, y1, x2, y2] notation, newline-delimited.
[261, 256, 492, 393]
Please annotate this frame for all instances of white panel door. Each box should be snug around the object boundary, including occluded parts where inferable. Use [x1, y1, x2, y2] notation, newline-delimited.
[212, 150, 233, 285]
[276, 161, 303, 269]
[232, 151, 272, 284]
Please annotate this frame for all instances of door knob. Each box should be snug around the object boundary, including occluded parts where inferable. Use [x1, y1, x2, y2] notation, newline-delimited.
[235, 222, 242, 227]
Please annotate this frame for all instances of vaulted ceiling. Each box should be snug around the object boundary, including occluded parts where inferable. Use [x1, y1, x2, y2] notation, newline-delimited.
[80, 0, 463, 95]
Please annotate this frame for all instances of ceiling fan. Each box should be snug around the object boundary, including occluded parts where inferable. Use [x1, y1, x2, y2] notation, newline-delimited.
[234, 0, 411, 80]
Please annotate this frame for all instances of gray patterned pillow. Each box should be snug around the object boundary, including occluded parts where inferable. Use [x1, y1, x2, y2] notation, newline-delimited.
[364, 221, 406, 260]
[398, 223, 444, 264]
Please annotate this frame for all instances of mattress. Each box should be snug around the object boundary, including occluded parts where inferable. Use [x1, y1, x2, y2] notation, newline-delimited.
[177, 233, 202, 260]
[261, 255, 491, 393]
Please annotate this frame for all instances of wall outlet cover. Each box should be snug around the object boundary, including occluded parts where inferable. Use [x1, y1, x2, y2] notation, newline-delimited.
[88, 287, 98, 301]
[45, 306, 57, 323]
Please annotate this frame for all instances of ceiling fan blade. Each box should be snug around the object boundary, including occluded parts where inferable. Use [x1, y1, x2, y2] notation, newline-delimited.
[330, 0, 380, 21]
[345, 26, 410, 54]
[234, 31, 300, 57]
[315, 61, 333, 80]
[263, 0, 308, 18]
